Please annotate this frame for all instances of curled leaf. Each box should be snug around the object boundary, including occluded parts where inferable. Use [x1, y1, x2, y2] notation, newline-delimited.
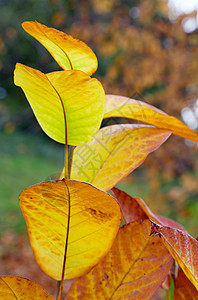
[22, 21, 98, 75]
[14, 63, 105, 145]
[150, 221, 198, 291]
[65, 220, 173, 300]
[0, 276, 54, 299]
[104, 95, 198, 142]
[70, 124, 171, 191]
[19, 179, 121, 280]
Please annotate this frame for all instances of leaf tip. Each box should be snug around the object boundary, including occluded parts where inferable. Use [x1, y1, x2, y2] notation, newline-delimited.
[22, 20, 36, 28]
[22, 20, 31, 31]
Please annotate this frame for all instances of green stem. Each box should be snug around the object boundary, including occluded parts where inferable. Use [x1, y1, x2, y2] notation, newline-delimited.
[68, 145, 75, 178]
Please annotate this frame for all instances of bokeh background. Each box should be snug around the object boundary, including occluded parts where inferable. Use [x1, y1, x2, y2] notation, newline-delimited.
[0, 0, 198, 297]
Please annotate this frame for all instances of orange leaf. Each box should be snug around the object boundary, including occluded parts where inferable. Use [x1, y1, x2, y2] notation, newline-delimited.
[150, 221, 198, 291]
[0, 276, 54, 299]
[104, 95, 198, 142]
[112, 187, 185, 231]
[70, 124, 171, 191]
[22, 21, 98, 76]
[19, 179, 121, 280]
[174, 268, 198, 299]
[65, 220, 173, 300]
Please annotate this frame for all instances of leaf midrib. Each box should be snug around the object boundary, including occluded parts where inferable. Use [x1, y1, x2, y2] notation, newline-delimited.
[36, 22, 74, 70]
[109, 231, 153, 299]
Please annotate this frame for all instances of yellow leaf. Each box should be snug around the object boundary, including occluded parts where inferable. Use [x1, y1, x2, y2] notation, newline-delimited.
[150, 221, 198, 291]
[70, 124, 171, 191]
[174, 268, 198, 299]
[104, 95, 198, 142]
[65, 220, 173, 299]
[0, 276, 54, 299]
[22, 21, 98, 76]
[14, 63, 105, 145]
[19, 179, 121, 280]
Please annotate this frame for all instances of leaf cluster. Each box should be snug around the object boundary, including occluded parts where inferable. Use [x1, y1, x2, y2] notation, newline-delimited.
[1, 21, 198, 300]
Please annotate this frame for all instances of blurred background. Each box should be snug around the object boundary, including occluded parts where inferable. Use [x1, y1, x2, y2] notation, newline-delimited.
[0, 0, 198, 297]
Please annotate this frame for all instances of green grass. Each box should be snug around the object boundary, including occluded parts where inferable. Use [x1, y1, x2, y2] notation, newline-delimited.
[0, 131, 64, 234]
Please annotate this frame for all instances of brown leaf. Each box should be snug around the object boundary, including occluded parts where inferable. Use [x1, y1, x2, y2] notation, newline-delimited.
[112, 187, 185, 231]
[65, 219, 173, 300]
[150, 221, 198, 291]
[111, 187, 148, 223]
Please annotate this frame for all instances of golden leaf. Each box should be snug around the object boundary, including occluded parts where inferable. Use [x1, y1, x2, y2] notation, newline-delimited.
[70, 124, 171, 191]
[19, 179, 121, 280]
[104, 95, 198, 142]
[0, 276, 54, 299]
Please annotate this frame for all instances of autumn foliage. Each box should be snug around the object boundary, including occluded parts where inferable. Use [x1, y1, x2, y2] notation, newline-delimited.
[1, 20, 198, 299]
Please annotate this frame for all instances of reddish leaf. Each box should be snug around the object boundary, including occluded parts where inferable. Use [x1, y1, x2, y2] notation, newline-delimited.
[174, 268, 198, 299]
[111, 187, 148, 223]
[65, 220, 173, 300]
[112, 187, 185, 231]
[150, 221, 198, 291]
